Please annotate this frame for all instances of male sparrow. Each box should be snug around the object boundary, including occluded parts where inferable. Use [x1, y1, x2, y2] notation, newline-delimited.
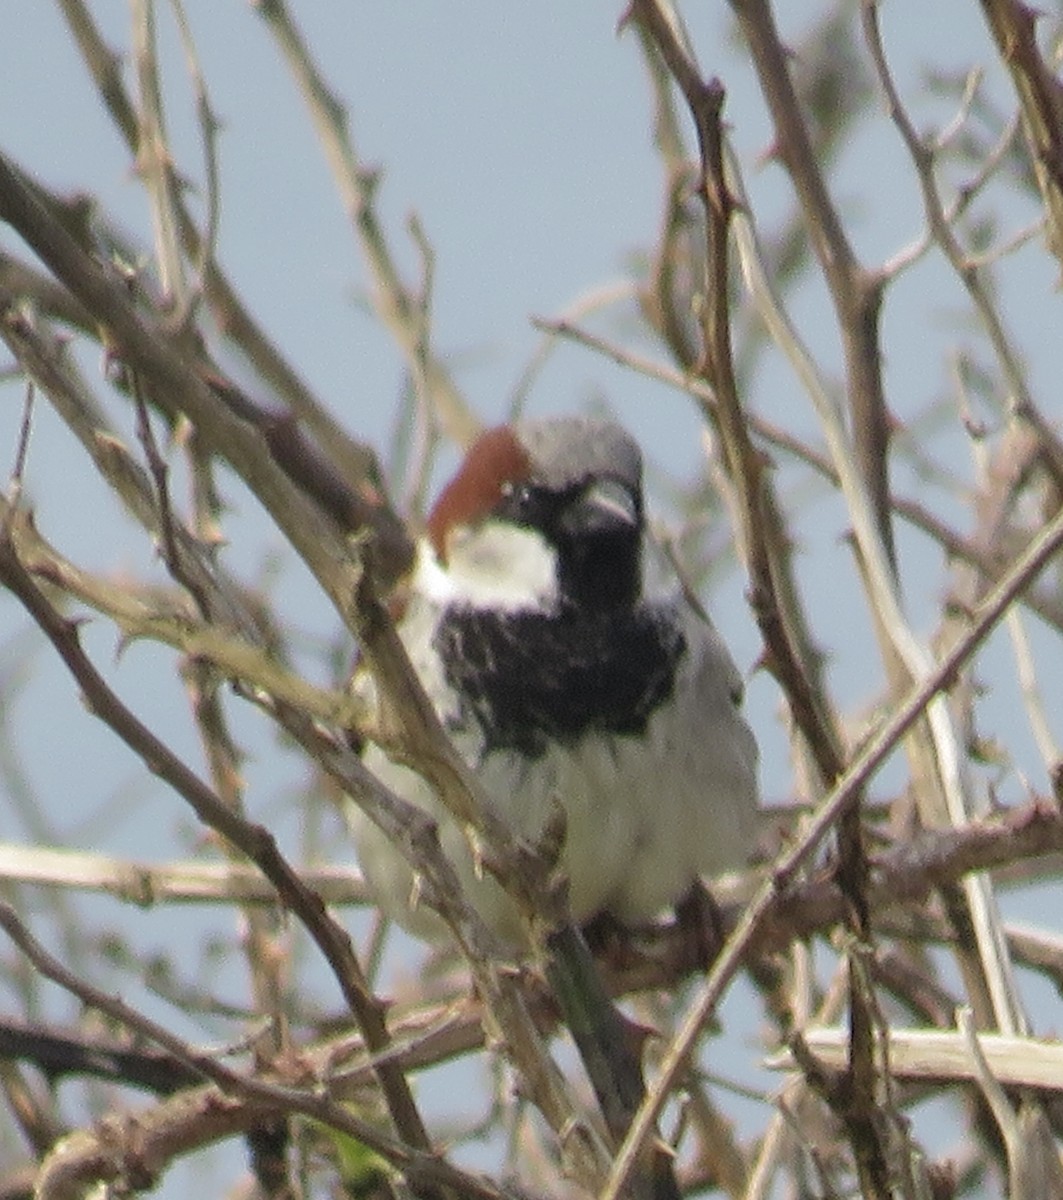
[349, 416, 759, 944]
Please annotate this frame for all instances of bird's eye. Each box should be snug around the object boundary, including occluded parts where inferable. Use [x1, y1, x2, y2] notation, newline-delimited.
[501, 481, 533, 507]
[496, 480, 545, 529]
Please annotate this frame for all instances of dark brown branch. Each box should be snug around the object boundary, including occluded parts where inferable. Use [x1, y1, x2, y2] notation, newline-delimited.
[978, 0, 1063, 274]
[623, 4, 845, 797]
[0, 1018, 198, 1096]
[729, 0, 894, 571]
[199, 372, 414, 590]
[0, 251, 96, 332]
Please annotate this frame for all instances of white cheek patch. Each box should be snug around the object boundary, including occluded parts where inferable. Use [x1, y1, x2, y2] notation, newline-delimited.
[423, 522, 560, 612]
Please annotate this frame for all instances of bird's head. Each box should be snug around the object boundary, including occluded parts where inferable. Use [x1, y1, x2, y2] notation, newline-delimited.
[420, 417, 645, 614]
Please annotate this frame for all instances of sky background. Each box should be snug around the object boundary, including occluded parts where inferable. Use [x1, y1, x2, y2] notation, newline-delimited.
[2, 3, 1062, 1194]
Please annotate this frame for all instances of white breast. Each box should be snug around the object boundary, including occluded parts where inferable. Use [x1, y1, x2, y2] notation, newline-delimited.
[348, 594, 759, 946]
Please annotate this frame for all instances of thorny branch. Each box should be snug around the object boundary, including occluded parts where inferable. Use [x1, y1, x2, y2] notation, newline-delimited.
[624, 4, 891, 1195]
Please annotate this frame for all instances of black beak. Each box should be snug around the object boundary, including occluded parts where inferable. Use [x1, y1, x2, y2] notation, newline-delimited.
[560, 478, 639, 539]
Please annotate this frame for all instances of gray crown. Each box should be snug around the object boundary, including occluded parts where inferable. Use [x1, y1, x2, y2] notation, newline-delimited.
[516, 417, 642, 492]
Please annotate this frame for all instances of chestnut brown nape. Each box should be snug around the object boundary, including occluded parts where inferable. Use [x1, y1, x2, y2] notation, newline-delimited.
[425, 427, 532, 562]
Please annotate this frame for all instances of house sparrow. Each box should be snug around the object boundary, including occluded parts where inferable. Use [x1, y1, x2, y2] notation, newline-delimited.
[348, 416, 759, 944]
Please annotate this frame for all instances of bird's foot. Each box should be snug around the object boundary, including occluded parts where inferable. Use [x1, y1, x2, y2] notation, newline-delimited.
[674, 881, 729, 970]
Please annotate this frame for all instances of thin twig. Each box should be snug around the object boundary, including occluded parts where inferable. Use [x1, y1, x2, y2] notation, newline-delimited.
[253, 0, 479, 449]
[167, 0, 222, 328]
[863, 0, 1032, 1040]
[55, 0, 386, 498]
[2, 378, 35, 533]
[131, 0, 186, 310]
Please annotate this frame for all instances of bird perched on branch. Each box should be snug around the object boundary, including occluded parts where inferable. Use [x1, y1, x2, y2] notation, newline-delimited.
[348, 416, 759, 945]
